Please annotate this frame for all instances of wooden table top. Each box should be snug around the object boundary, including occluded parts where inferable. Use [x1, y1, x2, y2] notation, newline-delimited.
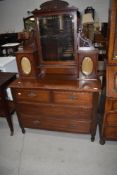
[0, 72, 16, 88]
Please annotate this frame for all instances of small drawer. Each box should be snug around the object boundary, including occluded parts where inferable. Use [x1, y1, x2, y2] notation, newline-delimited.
[112, 101, 117, 110]
[103, 127, 117, 139]
[14, 89, 50, 103]
[105, 112, 117, 126]
[53, 91, 92, 107]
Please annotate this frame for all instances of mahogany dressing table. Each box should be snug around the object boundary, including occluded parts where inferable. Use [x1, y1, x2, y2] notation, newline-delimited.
[10, 0, 101, 141]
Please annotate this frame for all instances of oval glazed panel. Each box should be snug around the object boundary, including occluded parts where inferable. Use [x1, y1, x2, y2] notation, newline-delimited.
[21, 57, 31, 74]
[82, 57, 93, 76]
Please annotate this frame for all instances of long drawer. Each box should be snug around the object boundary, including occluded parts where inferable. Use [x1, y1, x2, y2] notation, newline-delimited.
[17, 103, 92, 120]
[20, 114, 91, 133]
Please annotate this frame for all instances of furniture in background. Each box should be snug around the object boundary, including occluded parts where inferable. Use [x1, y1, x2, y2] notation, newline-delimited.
[0, 56, 18, 100]
[1, 43, 20, 56]
[0, 33, 20, 56]
[10, 0, 101, 141]
[0, 72, 16, 135]
[94, 31, 107, 87]
[100, 0, 117, 144]
[94, 32, 107, 61]
[23, 15, 35, 32]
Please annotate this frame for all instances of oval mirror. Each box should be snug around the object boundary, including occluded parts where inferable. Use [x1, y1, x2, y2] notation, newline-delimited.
[82, 57, 93, 76]
[21, 57, 31, 74]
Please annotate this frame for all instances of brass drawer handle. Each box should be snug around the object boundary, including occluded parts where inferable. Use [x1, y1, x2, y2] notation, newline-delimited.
[68, 95, 77, 100]
[27, 92, 37, 97]
[33, 120, 40, 125]
[69, 124, 77, 128]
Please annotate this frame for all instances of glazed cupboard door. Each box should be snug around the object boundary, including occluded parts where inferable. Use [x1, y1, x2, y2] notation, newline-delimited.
[108, 0, 117, 64]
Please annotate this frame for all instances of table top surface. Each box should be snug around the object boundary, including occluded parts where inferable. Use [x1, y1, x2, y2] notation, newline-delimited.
[0, 56, 16, 67]
[1, 43, 20, 47]
[10, 74, 101, 92]
[0, 72, 16, 88]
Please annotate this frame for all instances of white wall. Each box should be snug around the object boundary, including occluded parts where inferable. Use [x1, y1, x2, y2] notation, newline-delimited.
[0, 0, 110, 33]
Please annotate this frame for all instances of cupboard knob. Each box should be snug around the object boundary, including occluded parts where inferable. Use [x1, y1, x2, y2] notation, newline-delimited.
[18, 92, 21, 95]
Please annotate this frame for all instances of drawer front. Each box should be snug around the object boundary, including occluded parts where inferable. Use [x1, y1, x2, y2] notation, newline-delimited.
[20, 114, 91, 133]
[112, 101, 117, 110]
[53, 91, 92, 107]
[17, 103, 92, 120]
[107, 66, 117, 98]
[14, 89, 50, 103]
[103, 127, 117, 139]
[105, 112, 117, 126]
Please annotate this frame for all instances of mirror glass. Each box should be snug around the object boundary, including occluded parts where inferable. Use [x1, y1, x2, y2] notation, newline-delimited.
[39, 14, 75, 61]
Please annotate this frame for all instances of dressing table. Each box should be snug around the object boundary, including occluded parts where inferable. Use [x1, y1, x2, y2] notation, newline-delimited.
[10, 0, 101, 141]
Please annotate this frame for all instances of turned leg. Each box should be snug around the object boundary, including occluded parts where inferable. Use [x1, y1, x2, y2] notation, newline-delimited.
[99, 138, 105, 145]
[21, 128, 26, 134]
[6, 115, 14, 136]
